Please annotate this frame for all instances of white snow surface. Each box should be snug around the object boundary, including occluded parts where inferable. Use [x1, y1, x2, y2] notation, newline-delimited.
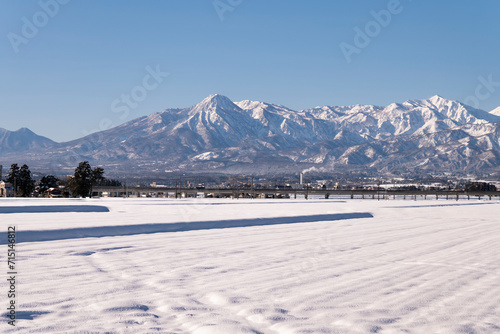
[1, 198, 500, 333]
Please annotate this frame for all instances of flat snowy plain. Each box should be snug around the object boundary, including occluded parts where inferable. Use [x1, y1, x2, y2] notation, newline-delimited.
[1, 197, 499, 333]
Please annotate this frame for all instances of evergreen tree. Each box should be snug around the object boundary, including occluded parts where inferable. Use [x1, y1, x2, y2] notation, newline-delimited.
[90, 167, 105, 197]
[68, 161, 106, 197]
[6, 164, 20, 196]
[465, 182, 497, 192]
[18, 164, 35, 197]
[39, 175, 59, 193]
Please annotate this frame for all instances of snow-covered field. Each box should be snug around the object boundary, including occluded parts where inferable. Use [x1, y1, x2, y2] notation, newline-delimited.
[1, 197, 499, 333]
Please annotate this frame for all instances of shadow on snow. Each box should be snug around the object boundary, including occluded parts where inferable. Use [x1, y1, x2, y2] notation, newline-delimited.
[2, 212, 373, 244]
[0, 205, 109, 214]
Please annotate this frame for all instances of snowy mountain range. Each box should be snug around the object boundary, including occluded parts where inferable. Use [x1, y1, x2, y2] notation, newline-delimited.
[1, 94, 500, 177]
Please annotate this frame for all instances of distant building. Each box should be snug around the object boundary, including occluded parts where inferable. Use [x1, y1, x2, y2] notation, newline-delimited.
[0, 181, 6, 198]
[45, 187, 64, 198]
[2, 182, 14, 197]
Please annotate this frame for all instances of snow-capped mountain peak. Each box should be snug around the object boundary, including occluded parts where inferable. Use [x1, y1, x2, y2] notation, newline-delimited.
[403, 95, 451, 109]
[490, 106, 500, 116]
[234, 99, 264, 110]
[193, 94, 238, 112]
[429, 94, 447, 105]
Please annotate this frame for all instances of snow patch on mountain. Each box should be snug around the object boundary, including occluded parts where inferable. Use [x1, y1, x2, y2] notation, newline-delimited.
[193, 151, 219, 161]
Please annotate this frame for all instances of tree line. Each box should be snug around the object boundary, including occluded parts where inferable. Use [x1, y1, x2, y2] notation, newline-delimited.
[4, 161, 120, 197]
[464, 182, 497, 192]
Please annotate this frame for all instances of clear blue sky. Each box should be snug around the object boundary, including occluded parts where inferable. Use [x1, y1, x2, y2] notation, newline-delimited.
[1, 0, 500, 142]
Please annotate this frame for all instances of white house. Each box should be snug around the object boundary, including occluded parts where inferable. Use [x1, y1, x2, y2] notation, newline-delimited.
[0, 181, 6, 198]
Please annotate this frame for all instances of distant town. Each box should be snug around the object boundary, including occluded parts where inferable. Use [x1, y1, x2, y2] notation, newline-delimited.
[1, 162, 498, 200]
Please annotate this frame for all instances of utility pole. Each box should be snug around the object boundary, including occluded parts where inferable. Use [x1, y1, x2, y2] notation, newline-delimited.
[377, 180, 381, 201]
[231, 176, 235, 199]
[124, 177, 128, 198]
[251, 176, 254, 199]
[176, 178, 179, 199]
